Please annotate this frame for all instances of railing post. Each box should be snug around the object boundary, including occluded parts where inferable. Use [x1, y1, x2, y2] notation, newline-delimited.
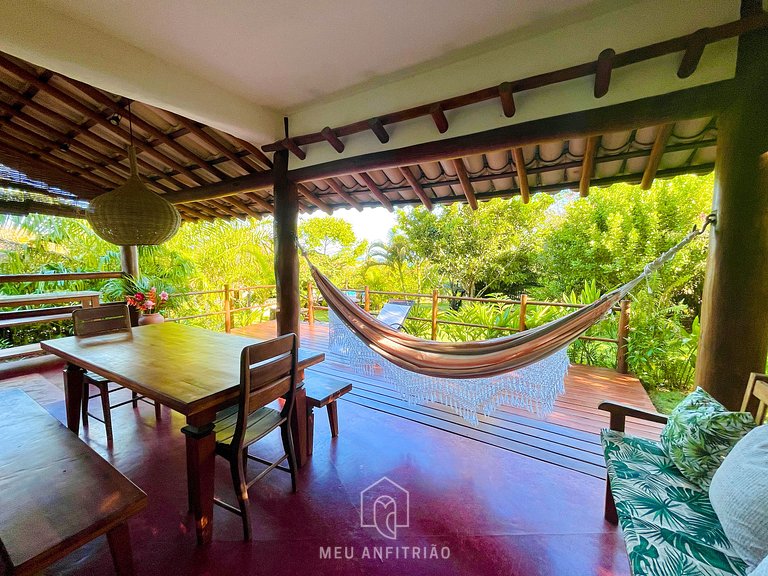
[364, 286, 370, 313]
[616, 299, 630, 373]
[518, 293, 528, 331]
[307, 281, 315, 325]
[431, 289, 439, 340]
[224, 283, 232, 333]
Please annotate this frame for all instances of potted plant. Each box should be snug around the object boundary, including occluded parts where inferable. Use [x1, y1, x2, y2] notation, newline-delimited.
[126, 286, 170, 325]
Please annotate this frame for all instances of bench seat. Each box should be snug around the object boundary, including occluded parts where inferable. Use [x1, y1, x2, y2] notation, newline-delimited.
[601, 429, 748, 576]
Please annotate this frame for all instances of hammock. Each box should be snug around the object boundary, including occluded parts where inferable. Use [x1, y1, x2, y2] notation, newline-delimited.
[305, 219, 711, 421]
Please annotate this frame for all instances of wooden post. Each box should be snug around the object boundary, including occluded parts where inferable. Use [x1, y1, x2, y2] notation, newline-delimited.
[223, 284, 231, 333]
[695, 2, 768, 409]
[616, 300, 630, 374]
[518, 293, 528, 331]
[119, 245, 139, 278]
[364, 286, 370, 313]
[307, 281, 315, 325]
[431, 289, 439, 340]
[273, 149, 300, 339]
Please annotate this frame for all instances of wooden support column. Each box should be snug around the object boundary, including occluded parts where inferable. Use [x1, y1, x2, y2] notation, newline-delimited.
[273, 149, 300, 339]
[274, 148, 309, 467]
[695, 1, 768, 409]
[119, 245, 139, 278]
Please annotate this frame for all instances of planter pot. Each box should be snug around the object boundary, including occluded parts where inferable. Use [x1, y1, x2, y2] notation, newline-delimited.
[138, 313, 165, 326]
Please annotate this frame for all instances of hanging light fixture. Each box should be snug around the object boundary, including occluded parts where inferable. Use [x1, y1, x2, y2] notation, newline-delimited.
[87, 104, 181, 245]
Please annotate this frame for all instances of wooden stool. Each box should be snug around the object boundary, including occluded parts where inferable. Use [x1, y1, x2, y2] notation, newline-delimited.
[303, 375, 352, 455]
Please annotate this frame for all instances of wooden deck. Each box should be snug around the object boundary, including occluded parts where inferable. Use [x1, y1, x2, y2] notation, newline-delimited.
[234, 321, 663, 480]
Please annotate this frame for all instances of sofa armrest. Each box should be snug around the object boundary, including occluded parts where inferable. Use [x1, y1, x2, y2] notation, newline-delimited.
[598, 401, 668, 432]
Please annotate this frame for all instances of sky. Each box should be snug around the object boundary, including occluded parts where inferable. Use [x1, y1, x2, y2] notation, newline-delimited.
[301, 206, 399, 243]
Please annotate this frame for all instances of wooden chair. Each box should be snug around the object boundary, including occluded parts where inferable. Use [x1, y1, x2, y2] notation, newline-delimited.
[73, 304, 161, 444]
[213, 333, 299, 540]
[742, 372, 768, 423]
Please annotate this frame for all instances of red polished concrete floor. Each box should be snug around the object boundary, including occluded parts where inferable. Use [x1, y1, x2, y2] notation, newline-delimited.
[2, 363, 629, 576]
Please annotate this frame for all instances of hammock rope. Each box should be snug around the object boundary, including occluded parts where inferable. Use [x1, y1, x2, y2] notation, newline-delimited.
[300, 214, 714, 380]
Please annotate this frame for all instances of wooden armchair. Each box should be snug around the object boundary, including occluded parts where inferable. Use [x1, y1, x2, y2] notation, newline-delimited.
[599, 373, 768, 524]
[212, 333, 299, 541]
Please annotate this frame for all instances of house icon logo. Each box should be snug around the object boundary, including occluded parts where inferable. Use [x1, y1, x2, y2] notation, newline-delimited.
[360, 477, 410, 540]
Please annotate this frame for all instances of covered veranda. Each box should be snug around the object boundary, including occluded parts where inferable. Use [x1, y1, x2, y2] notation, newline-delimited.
[0, 1, 766, 574]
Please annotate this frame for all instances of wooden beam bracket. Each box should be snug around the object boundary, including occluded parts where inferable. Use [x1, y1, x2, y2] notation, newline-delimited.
[320, 127, 345, 153]
[368, 118, 390, 143]
[594, 49, 616, 98]
[282, 138, 306, 160]
[430, 104, 449, 134]
[677, 28, 709, 78]
[498, 82, 516, 118]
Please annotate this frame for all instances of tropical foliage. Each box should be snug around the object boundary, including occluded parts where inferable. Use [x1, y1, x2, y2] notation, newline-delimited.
[0, 174, 715, 405]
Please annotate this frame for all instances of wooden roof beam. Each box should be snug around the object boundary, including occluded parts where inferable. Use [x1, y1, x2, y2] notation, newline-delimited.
[594, 49, 615, 98]
[367, 118, 390, 143]
[430, 104, 449, 134]
[498, 82, 516, 117]
[320, 127, 345, 153]
[678, 28, 709, 78]
[62, 78, 229, 182]
[325, 178, 362, 211]
[0, 198, 85, 219]
[399, 166, 433, 210]
[169, 113, 255, 174]
[358, 172, 393, 211]
[579, 136, 601, 197]
[241, 191, 274, 213]
[282, 138, 306, 160]
[640, 123, 675, 190]
[297, 184, 333, 215]
[232, 137, 272, 170]
[451, 158, 478, 210]
[511, 148, 530, 204]
[0, 55, 209, 186]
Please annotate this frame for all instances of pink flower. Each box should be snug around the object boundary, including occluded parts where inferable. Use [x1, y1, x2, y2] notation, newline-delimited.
[145, 300, 155, 309]
[160, 291, 169, 301]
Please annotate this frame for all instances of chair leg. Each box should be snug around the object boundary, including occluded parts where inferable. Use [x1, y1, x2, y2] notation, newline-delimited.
[131, 391, 139, 409]
[280, 421, 298, 493]
[604, 477, 618, 524]
[327, 402, 339, 437]
[81, 382, 90, 428]
[154, 401, 162, 420]
[230, 453, 252, 541]
[98, 383, 114, 445]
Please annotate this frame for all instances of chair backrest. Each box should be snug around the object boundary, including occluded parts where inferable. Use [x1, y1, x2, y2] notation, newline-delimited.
[232, 334, 298, 449]
[72, 304, 132, 338]
[0, 535, 11, 575]
[377, 299, 414, 330]
[742, 373, 768, 424]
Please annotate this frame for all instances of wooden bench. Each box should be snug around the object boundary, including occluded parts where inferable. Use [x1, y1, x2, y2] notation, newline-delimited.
[303, 374, 352, 455]
[0, 389, 146, 575]
[0, 306, 78, 330]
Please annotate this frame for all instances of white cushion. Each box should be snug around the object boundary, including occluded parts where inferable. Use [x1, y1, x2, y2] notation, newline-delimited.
[709, 425, 768, 571]
[751, 555, 768, 576]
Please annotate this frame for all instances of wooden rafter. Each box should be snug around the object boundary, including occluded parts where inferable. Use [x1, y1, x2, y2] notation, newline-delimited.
[399, 166, 433, 210]
[169, 113, 254, 175]
[0, 54, 210, 187]
[640, 123, 675, 189]
[511, 147, 530, 204]
[451, 158, 478, 210]
[297, 184, 333, 214]
[579, 136, 600, 197]
[261, 13, 768, 154]
[357, 172, 393, 211]
[324, 178, 362, 211]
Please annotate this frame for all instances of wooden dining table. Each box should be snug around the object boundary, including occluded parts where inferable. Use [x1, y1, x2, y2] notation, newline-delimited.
[41, 322, 325, 546]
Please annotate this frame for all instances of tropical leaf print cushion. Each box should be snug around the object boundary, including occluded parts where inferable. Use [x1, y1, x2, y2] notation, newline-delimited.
[660, 387, 755, 490]
[601, 429, 748, 576]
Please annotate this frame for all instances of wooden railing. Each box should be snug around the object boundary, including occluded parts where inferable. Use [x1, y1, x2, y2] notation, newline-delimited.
[304, 283, 631, 373]
[165, 284, 276, 333]
[0, 272, 123, 284]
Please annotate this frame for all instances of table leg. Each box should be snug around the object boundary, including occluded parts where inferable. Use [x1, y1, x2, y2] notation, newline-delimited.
[181, 418, 216, 546]
[63, 363, 85, 434]
[106, 522, 136, 576]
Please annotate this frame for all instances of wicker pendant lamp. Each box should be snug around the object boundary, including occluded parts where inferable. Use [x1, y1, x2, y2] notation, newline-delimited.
[87, 107, 180, 245]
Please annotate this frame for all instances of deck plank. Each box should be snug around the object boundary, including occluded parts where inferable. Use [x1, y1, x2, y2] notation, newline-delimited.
[233, 321, 664, 477]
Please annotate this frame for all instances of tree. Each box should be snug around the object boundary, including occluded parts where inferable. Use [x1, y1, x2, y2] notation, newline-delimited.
[298, 216, 367, 288]
[396, 196, 553, 297]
